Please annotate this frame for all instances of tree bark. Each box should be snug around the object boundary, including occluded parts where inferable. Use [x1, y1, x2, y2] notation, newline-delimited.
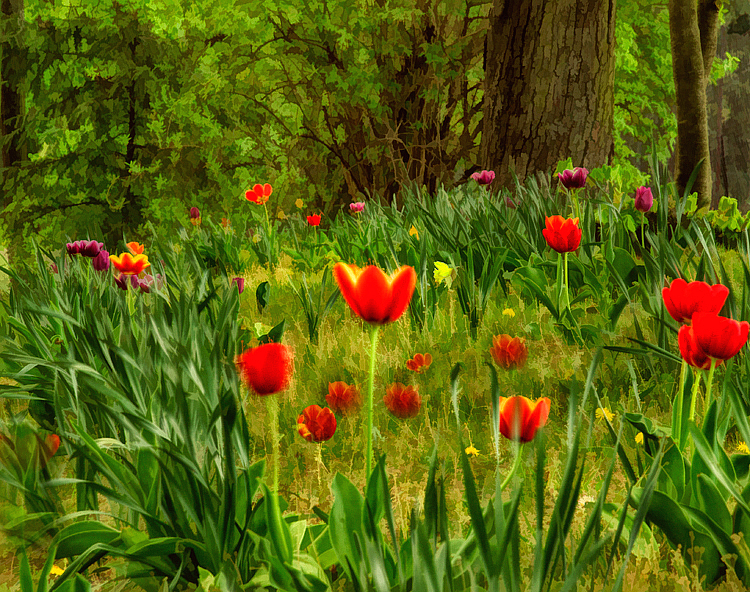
[1, 0, 25, 187]
[480, 0, 616, 188]
[670, 0, 721, 209]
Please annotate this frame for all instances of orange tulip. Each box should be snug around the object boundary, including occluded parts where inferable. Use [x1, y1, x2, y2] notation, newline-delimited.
[126, 242, 145, 255]
[326, 381, 362, 415]
[498, 396, 550, 442]
[297, 404, 337, 442]
[542, 216, 582, 253]
[384, 383, 421, 418]
[490, 335, 528, 370]
[110, 252, 150, 275]
[333, 264, 416, 325]
[406, 353, 432, 373]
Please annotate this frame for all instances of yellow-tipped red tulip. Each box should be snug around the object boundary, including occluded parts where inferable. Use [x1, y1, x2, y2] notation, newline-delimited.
[498, 396, 550, 442]
[333, 263, 417, 325]
[110, 252, 150, 276]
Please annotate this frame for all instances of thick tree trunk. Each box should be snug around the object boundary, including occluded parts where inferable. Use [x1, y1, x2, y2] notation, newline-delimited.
[1, 0, 25, 185]
[670, 0, 721, 209]
[480, 0, 616, 188]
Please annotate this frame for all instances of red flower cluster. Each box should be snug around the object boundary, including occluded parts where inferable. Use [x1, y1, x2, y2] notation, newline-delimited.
[662, 278, 729, 324]
[326, 381, 361, 415]
[384, 383, 421, 418]
[489, 335, 528, 370]
[498, 396, 550, 443]
[236, 343, 293, 395]
[542, 216, 582, 253]
[406, 353, 432, 373]
[297, 405, 337, 442]
[333, 264, 417, 325]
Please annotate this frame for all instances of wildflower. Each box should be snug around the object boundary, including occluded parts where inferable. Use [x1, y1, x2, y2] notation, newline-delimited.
[498, 396, 550, 442]
[634, 186, 654, 213]
[470, 170, 495, 188]
[110, 253, 150, 276]
[635, 432, 644, 445]
[662, 279, 729, 325]
[245, 183, 273, 205]
[465, 444, 480, 457]
[678, 313, 749, 369]
[189, 207, 201, 226]
[126, 242, 145, 255]
[433, 261, 455, 286]
[557, 167, 589, 190]
[307, 213, 321, 226]
[595, 407, 615, 422]
[406, 353, 432, 373]
[295, 198, 304, 209]
[297, 405, 337, 443]
[236, 343, 293, 396]
[542, 216, 582, 253]
[277, 210, 287, 220]
[333, 263, 416, 325]
[232, 277, 245, 294]
[409, 225, 419, 240]
[50, 564, 65, 576]
[326, 381, 362, 415]
[384, 383, 421, 418]
[502, 308, 515, 318]
[349, 201, 365, 213]
[737, 441, 750, 455]
[490, 335, 528, 371]
[221, 217, 231, 228]
[91, 249, 110, 272]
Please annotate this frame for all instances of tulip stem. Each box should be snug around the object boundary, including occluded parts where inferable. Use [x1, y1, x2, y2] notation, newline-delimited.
[267, 396, 280, 497]
[704, 358, 718, 412]
[500, 443, 524, 491]
[641, 214, 646, 250]
[366, 325, 381, 482]
[688, 368, 702, 423]
[563, 252, 570, 313]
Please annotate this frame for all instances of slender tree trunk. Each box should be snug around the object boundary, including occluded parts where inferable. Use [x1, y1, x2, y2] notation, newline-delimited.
[480, 0, 616, 188]
[670, 0, 721, 208]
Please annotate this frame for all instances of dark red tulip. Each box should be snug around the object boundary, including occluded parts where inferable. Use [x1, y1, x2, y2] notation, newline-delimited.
[557, 168, 588, 190]
[326, 381, 361, 416]
[490, 335, 528, 370]
[662, 278, 729, 324]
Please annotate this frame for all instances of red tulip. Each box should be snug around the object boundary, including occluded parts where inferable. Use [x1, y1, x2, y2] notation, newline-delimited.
[333, 264, 417, 325]
[307, 214, 321, 226]
[406, 353, 432, 373]
[678, 313, 749, 369]
[384, 383, 421, 418]
[236, 343, 293, 396]
[498, 396, 551, 443]
[662, 278, 729, 324]
[245, 183, 273, 205]
[490, 335, 528, 370]
[297, 405, 337, 442]
[542, 216, 581, 253]
[326, 381, 362, 415]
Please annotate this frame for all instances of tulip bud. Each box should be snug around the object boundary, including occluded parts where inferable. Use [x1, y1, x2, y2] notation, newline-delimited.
[189, 207, 201, 226]
[634, 186, 653, 213]
[92, 249, 111, 272]
[232, 277, 245, 294]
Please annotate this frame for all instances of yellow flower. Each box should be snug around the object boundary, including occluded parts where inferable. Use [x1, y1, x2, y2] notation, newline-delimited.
[252, 234, 262, 244]
[409, 225, 419, 240]
[738, 441, 750, 455]
[595, 407, 615, 422]
[277, 210, 287, 220]
[635, 432, 643, 445]
[50, 564, 65, 576]
[295, 198, 304, 209]
[433, 261, 455, 287]
[502, 308, 515, 318]
[465, 445, 480, 457]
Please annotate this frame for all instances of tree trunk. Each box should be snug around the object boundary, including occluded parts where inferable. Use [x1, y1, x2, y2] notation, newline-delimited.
[670, 0, 721, 209]
[1, 0, 25, 189]
[480, 0, 616, 188]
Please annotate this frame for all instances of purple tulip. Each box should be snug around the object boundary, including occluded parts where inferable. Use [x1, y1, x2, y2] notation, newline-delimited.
[66, 242, 80, 256]
[50, 263, 59, 274]
[114, 274, 129, 291]
[189, 207, 201, 226]
[81, 240, 104, 257]
[232, 277, 245, 294]
[470, 170, 495, 188]
[349, 202, 365, 213]
[558, 168, 589, 190]
[92, 249, 110, 271]
[634, 186, 653, 213]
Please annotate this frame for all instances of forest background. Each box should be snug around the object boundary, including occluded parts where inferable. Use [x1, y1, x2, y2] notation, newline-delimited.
[0, 0, 749, 258]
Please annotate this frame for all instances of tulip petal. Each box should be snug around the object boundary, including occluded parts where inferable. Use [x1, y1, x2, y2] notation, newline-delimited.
[384, 266, 417, 323]
[333, 263, 365, 319]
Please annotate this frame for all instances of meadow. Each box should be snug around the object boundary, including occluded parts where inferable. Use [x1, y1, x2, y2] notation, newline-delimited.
[1, 164, 750, 592]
